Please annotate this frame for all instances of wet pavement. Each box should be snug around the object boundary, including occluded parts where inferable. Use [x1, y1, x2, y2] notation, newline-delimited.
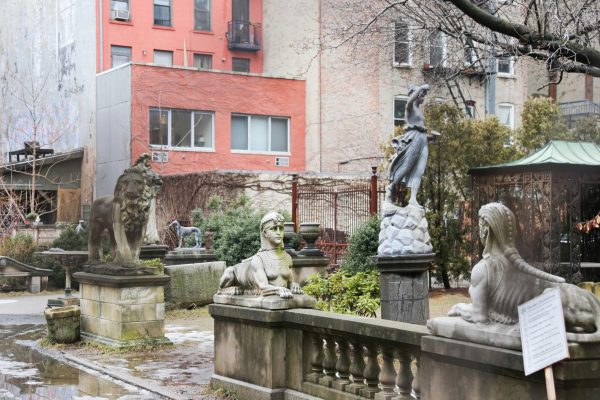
[0, 294, 219, 400]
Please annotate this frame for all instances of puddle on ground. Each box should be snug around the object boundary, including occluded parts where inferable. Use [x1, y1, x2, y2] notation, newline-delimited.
[0, 325, 162, 400]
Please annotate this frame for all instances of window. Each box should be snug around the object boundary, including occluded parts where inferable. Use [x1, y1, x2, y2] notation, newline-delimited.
[394, 21, 411, 66]
[110, 45, 131, 68]
[465, 101, 476, 119]
[497, 103, 514, 129]
[497, 56, 514, 76]
[231, 115, 289, 152]
[464, 38, 477, 66]
[111, 0, 128, 10]
[394, 96, 408, 127]
[194, 54, 212, 69]
[154, 0, 171, 26]
[195, 0, 211, 31]
[232, 57, 250, 73]
[149, 108, 214, 149]
[428, 31, 446, 67]
[154, 50, 173, 66]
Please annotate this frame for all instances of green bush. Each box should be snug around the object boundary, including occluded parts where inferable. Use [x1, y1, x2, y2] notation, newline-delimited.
[191, 194, 265, 266]
[340, 216, 380, 274]
[0, 233, 36, 264]
[303, 270, 380, 317]
[51, 224, 87, 251]
[142, 258, 165, 275]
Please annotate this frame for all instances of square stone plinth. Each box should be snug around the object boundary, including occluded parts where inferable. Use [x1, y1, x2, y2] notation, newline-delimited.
[74, 272, 171, 347]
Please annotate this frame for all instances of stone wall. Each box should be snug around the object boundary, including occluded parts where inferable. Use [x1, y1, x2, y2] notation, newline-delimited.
[164, 261, 226, 309]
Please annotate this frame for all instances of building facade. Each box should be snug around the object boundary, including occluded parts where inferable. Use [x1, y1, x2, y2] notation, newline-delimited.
[94, 0, 306, 196]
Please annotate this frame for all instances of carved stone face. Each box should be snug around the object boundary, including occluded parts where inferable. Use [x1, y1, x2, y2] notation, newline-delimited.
[479, 218, 489, 245]
[264, 222, 284, 247]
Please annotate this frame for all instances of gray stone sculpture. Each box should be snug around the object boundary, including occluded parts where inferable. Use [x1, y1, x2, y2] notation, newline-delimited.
[87, 154, 158, 270]
[215, 212, 315, 309]
[137, 154, 163, 245]
[386, 83, 439, 207]
[430, 202, 600, 348]
[169, 220, 202, 248]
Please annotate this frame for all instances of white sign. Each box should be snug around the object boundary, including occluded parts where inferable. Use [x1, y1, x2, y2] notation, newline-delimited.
[518, 289, 569, 376]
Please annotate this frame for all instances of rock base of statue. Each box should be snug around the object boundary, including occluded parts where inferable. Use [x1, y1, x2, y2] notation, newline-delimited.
[420, 334, 600, 400]
[378, 203, 433, 256]
[164, 248, 218, 265]
[83, 263, 158, 276]
[213, 292, 316, 310]
[291, 254, 330, 286]
[428, 316, 522, 350]
[73, 271, 171, 348]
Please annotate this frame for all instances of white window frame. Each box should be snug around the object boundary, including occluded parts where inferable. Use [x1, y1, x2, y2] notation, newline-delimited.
[111, 0, 129, 11]
[393, 21, 412, 67]
[394, 96, 408, 127]
[231, 114, 291, 154]
[194, 53, 212, 69]
[149, 108, 215, 151]
[497, 56, 515, 77]
[110, 45, 131, 68]
[428, 30, 447, 68]
[194, 0, 211, 31]
[497, 103, 515, 129]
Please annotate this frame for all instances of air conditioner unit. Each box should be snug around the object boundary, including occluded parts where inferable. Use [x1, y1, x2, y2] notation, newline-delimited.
[275, 157, 289, 167]
[111, 8, 130, 21]
[151, 151, 168, 163]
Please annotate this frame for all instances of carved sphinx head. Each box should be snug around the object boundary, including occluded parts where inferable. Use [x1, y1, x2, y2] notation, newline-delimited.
[260, 212, 285, 250]
[478, 202, 516, 257]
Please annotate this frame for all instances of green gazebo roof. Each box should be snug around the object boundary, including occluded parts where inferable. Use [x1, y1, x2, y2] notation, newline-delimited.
[470, 140, 600, 173]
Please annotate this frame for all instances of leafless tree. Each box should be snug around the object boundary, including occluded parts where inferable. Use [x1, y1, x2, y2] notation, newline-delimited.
[321, 0, 600, 84]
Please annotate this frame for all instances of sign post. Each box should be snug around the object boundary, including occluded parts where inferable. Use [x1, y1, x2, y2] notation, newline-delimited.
[518, 289, 569, 400]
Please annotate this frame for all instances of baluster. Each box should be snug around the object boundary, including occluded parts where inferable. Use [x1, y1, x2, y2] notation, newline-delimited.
[412, 351, 421, 399]
[360, 343, 381, 398]
[393, 349, 413, 400]
[345, 341, 366, 395]
[306, 332, 323, 383]
[333, 339, 351, 391]
[375, 346, 397, 400]
[319, 336, 338, 387]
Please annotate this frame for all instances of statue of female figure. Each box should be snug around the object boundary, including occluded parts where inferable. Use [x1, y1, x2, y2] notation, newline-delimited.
[449, 203, 600, 343]
[386, 83, 438, 206]
[218, 212, 303, 298]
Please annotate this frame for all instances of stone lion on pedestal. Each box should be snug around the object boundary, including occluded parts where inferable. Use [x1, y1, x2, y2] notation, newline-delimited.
[88, 155, 155, 267]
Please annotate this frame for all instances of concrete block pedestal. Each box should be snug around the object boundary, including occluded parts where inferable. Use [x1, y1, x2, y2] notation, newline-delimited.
[374, 253, 434, 325]
[73, 272, 171, 348]
[421, 335, 600, 400]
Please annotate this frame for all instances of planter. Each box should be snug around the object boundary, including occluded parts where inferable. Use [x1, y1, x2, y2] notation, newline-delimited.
[44, 305, 80, 344]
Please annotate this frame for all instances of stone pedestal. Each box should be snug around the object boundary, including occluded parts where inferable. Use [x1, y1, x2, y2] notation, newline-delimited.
[374, 254, 434, 325]
[164, 248, 218, 265]
[420, 335, 600, 400]
[140, 244, 169, 260]
[291, 255, 330, 286]
[44, 305, 80, 343]
[73, 272, 171, 347]
[210, 304, 289, 400]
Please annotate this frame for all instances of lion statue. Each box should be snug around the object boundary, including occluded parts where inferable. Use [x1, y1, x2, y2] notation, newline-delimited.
[448, 202, 600, 343]
[88, 157, 155, 266]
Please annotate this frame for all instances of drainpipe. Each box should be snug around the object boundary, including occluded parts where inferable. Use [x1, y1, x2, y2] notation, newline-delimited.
[98, 0, 103, 71]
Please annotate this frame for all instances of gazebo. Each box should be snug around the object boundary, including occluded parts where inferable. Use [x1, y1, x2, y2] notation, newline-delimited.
[469, 140, 600, 282]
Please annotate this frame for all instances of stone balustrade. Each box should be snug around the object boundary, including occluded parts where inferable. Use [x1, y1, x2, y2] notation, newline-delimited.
[210, 304, 428, 400]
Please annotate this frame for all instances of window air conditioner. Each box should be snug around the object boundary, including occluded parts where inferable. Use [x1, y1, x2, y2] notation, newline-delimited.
[111, 8, 130, 21]
[151, 151, 168, 163]
[275, 157, 289, 167]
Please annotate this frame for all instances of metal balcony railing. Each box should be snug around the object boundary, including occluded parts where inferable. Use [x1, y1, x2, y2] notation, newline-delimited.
[226, 20, 261, 52]
[559, 100, 600, 117]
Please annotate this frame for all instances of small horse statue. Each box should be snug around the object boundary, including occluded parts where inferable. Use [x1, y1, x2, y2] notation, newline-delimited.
[169, 220, 202, 248]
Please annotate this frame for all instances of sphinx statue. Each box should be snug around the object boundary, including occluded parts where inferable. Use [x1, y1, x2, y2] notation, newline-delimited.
[215, 212, 314, 309]
[436, 202, 600, 346]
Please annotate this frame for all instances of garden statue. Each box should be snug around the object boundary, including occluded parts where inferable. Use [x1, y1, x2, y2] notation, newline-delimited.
[87, 155, 157, 269]
[136, 154, 163, 244]
[438, 202, 600, 345]
[214, 212, 315, 309]
[218, 212, 302, 298]
[385, 83, 439, 207]
[378, 83, 436, 256]
[169, 220, 202, 248]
